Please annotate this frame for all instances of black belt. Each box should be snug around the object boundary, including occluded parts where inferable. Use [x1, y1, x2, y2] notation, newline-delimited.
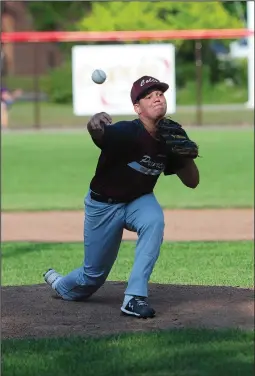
[90, 191, 125, 204]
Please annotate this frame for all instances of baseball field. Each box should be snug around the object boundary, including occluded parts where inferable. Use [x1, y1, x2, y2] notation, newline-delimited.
[2, 126, 254, 376]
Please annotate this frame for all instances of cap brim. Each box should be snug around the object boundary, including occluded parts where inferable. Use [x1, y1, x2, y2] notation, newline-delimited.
[136, 82, 169, 102]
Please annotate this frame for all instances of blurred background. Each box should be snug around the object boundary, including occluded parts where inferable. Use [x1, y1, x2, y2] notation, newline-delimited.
[1, 0, 254, 129]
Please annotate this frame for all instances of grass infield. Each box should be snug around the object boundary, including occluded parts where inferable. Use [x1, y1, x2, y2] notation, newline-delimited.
[2, 241, 253, 287]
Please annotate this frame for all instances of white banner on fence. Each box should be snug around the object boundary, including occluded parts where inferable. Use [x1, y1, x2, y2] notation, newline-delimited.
[72, 44, 176, 116]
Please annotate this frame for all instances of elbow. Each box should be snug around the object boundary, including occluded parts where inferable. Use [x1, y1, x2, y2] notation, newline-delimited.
[183, 173, 200, 189]
[186, 181, 199, 189]
[186, 177, 200, 189]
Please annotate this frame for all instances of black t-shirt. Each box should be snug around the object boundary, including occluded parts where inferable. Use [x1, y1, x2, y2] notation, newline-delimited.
[90, 119, 185, 202]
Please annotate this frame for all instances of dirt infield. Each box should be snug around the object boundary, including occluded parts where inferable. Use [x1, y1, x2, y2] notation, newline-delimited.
[2, 208, 254, 242]
[2, 208, 254, 339]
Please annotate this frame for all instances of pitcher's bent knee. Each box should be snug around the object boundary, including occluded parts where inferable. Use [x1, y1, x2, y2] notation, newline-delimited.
[142, 214, 165, 234]
[58, 272, 107, 301]
[60, 285, 100, 301]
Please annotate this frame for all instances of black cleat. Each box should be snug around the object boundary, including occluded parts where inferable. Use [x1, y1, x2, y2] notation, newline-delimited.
[121, 296, 156, 319]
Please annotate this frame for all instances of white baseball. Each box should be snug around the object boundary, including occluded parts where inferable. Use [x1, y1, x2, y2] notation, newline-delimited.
[91, 69, 107, 84]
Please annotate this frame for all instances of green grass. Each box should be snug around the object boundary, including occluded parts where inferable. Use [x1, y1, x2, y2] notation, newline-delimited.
[2, 241, 253, 287]
[7, 101, 254, 128]
[2, 329, 254, 376]
[2, 129, 254, 211]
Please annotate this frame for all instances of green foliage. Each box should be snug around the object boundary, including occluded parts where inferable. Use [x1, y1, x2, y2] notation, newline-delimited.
[222, 58, 248, 85]
[79, 2, 243, 38]
[26, 0, 246, 33]
[27, 1, 90, 31]
[176, 62, 197, 88]
[41, 61, 72, 104]
[222, 1, 246, 25]
[175, 79, 248, 106]
[175, 57, 248, 88]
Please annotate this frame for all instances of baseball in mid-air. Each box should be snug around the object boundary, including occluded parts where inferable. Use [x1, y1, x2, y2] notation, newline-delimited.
[91, 69, 107, 84]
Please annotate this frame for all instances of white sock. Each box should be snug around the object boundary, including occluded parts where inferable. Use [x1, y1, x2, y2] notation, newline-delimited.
[52, 276, 62, 290]
[123, 294, 134, 306]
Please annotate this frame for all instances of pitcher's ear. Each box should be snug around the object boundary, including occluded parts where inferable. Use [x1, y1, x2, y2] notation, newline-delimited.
[134, 102, 141, 115]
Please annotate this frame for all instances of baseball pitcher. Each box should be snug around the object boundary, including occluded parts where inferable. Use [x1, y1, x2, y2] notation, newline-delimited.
[44, 75, 200, 319]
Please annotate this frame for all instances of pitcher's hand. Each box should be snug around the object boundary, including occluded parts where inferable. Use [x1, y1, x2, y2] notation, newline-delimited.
[87, 112, 112, 135]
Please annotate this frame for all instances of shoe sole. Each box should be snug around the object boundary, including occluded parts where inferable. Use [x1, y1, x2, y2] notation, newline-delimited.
[120, 307, 155, 319]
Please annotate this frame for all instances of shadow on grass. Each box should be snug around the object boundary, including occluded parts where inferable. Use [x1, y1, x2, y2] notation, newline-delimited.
[1, 242, 81, 259]
[2, 328, 254, 376]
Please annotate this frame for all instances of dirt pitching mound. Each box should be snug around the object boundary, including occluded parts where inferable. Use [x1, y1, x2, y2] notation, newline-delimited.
[2, 282, 253, 340]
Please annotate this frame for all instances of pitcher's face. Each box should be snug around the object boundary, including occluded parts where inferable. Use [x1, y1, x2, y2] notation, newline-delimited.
[134, 90, 167, 121]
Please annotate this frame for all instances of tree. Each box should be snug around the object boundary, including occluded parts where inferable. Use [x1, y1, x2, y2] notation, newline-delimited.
[222, 1, 246, 26]
[26, 1, 90, 31]
[78, 1, 243, 35]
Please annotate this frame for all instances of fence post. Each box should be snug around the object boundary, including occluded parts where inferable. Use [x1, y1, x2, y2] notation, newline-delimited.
[195, 40, 203, 126]
[33, 42, 41, 129]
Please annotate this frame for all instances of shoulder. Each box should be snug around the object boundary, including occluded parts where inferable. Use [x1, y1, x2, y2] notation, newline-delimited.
[97, 119, 142, 150]
[111, 120, 133, 130]
[105, 119, 142, 137]
[113, 120, 134, 126]
[119, 118, 144, 135]
[112, 119, 142, 130]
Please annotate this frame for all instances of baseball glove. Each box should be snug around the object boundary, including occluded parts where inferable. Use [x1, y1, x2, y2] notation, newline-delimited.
[157, 118, 199, 159]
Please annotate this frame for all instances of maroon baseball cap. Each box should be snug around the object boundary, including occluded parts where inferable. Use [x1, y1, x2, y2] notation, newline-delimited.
[130, 75, 169, 104]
